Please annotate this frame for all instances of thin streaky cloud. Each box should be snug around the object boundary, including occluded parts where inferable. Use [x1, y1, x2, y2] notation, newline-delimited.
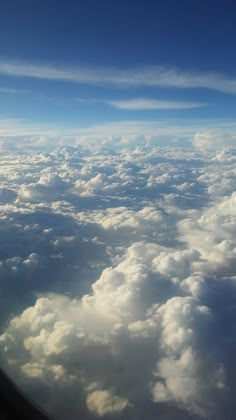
[1, 117, 236, 139]
[1, 60, 236, 94]
[0, 87, 29, 94]
[107, 98, 207, 110]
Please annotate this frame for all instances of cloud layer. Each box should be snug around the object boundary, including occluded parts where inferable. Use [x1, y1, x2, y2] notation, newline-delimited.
[0, 145, 236, 419]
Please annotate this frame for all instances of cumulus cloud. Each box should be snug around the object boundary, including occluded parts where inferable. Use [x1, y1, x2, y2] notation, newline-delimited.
[0, 242, 229, 419]
[0, 145, 236, 420]
[86, 389, 129, 416]
[193, 131, 236, 149]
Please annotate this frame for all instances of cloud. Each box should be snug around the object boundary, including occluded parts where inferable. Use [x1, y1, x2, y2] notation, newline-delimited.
[0, 145, 236, 420]
[107, 98, 206, 110]
[193, 131, 236, 149]
[86, 389, 129, 416]
[1, 116, 236, 152]
[19, 173, 70, 203]
[0, 242, 229, 419]
[0, 87, 29, 95]
[1, 60, 236, 94]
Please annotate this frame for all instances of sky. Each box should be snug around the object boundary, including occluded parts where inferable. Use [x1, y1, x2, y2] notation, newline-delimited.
[1, 3, 236, 420]
[0, 0, 236, 143]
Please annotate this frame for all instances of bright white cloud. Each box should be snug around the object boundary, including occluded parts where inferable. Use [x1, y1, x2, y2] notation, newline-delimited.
[0, 145, 235, 420]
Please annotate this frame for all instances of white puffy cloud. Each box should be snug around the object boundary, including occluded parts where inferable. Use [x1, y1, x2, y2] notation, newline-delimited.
[0, 145, 236, 420]
[19, 173, 70, 203]
[193, 131, 236, 149]
[0, 240, 232, 419]
[86, 389, 129, 416]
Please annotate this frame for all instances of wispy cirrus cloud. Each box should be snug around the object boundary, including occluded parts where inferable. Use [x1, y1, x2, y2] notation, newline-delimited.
[106, 98, 206, 110]
[0, 59, 236, 94]
[0, 117, 223, 139]
[0, 86, 29, 94]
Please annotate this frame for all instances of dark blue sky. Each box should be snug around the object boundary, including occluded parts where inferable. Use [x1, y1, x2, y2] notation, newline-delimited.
[1, 0, 236, 70]
[0, 0, 236, 139]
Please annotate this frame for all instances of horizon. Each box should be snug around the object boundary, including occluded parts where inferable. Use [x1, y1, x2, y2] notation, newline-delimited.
[0, 1, 236, 148]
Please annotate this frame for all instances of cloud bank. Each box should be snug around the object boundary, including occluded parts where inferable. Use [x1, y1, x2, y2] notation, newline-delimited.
[0, 145, 235, 419]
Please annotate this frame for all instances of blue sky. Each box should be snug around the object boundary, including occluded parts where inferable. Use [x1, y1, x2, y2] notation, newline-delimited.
[1, 0, 236, 140]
